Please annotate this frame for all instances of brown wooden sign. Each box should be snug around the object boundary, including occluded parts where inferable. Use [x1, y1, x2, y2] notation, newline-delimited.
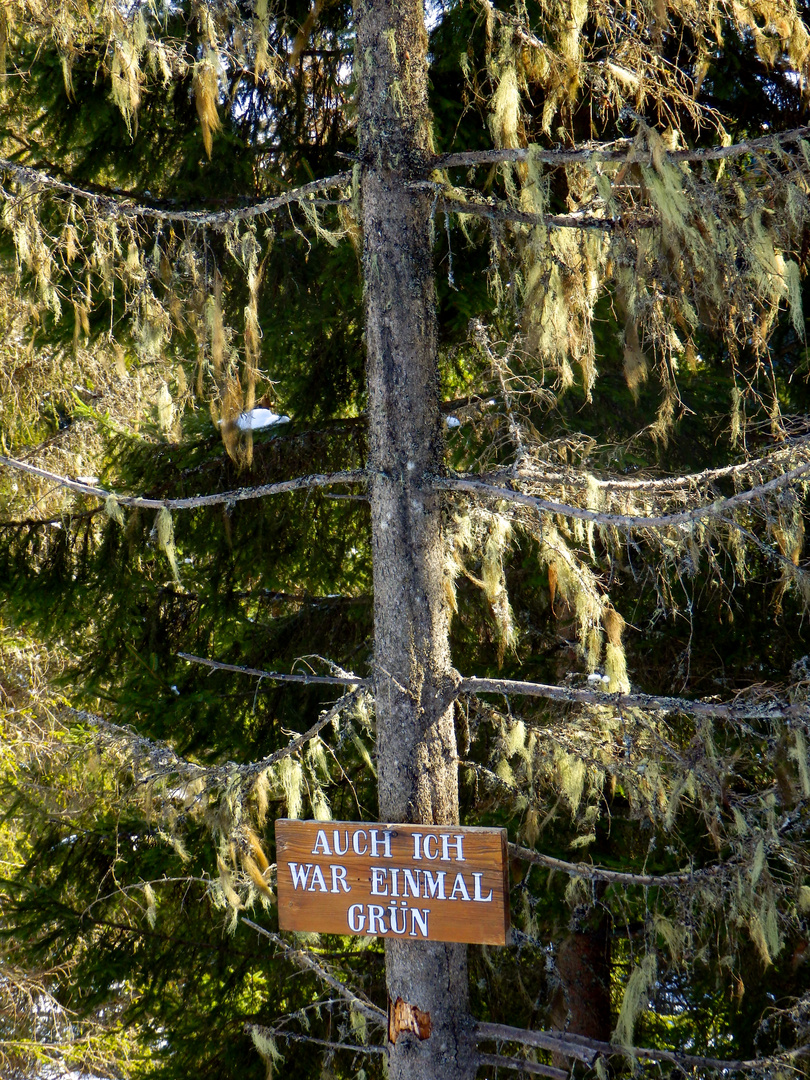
[275, 820, 510, 945]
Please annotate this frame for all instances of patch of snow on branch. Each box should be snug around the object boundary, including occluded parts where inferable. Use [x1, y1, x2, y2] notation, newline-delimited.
[234, 409, 291, 431]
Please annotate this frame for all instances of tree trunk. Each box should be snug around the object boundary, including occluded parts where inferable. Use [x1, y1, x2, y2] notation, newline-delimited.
[356, 2, 475, 1078]
[549, 903, 612, 1069]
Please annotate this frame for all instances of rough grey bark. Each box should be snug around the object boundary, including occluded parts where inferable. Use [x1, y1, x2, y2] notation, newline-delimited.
[355, 1, 475, 1077]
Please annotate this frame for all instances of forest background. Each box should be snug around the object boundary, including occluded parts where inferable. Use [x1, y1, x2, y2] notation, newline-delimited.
[1, 0, 810, 1078]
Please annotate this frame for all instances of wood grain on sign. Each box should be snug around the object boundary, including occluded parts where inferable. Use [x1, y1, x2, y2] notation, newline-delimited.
[275, 820, 510, 945]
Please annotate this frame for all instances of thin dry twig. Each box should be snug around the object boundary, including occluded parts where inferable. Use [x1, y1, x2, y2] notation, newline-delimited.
[240, 917, 386, 1024]
[178, 652, 366, 690]
[246, 1025, 386, 1057]
[478, 1051, 566, 1079]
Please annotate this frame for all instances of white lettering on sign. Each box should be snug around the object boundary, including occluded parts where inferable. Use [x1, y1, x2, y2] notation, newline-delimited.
[424, 870, 445, 899]
[347, 902, 431, 938]
[370, 830, 394, 858]
[310, 865, 328, 892]
[289, 863, 312, 890]
[403, 869, 421, 897]
[312, 830, 330, 855]
[288, 862, 351, 894]
[370, 867, 388, 895]
[331, 865, 350, 893]
[361, 866, 494, 902]
[442, 834, 465, 861]
[472, 872, 493, 902]
[412, 832, 465, 861]
[311, 827, 397, 859]
[449, 873, 470, 901]
[287, 863, 493, 902]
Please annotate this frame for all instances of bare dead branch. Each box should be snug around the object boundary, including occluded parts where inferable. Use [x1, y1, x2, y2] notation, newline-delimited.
[174, 653, 796, 724]
[476, 1021, 810, 1072]
[70, 689, 365, 786]
[177, 652, 366, 690]
[442, 459, 810, 530]
[475, 1022, 596, 1064]
[478, 1051, 567, 1079]
[0, 455, 366, 510]
[240, 917, 386, 1024]
[0, 159, 352, 225]
[509, 842, 725, 887]
[459, 675, 798, 721]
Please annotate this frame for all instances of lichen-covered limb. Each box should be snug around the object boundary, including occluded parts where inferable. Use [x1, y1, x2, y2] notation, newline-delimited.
[459, 676, 800, 721]
[0, 158, 352, 225]
[72, 687, 365, 783]
[435, 124, 810, 169]
[240, 687, 367, 777]
[0, 455, 365, 511]
[435, 191, 656, 232]
[442, 461, 810, 531]
[470, 439, 810, 492]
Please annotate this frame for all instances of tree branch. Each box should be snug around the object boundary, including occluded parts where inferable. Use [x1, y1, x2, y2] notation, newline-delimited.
[240, 917, 386, 1024]
[442, 459, 810, 530]
[66, 707, 207, 781]
[177, 652, 366, 690]
[436, 193, 657, 232]
[488, 439, 810, 492]
[70, 689, 365, 785]
[175, 652, 795, 724]
[434, 126, 810, 169]
[475, 1022, 596, 1065]
[477, 1052, 567, 1079]
[475, 1021, 810, 1072]
[459, 675, 798, 721]
[0, 455, 365, 510]
[246, 1025, 386, 1057]
[508, 842, 725, 887]
[0, 159, 353, 225]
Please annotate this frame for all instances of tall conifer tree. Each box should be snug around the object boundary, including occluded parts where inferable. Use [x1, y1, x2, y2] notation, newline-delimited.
[1, 1, 810, 1078]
